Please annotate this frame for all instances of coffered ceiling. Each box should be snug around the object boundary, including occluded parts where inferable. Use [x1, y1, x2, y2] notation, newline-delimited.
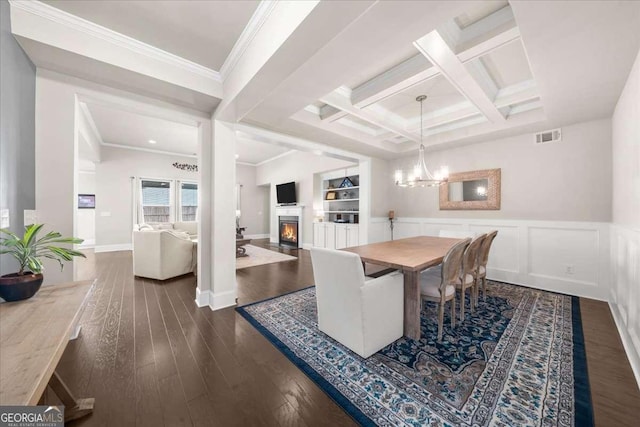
[294, 2, 542, 153]
[12, 1, 640, 160]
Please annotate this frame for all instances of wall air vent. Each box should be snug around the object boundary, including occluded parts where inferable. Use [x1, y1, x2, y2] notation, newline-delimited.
[534, 128, 562, 144]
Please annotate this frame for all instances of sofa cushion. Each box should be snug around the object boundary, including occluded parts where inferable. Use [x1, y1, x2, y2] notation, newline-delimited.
[173, 221, 197, 237]
[166, 230, 191, 240]
[151, 223, 173, 230]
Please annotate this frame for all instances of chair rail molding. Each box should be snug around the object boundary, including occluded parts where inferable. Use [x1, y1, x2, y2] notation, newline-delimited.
[369, 217, 611, 301]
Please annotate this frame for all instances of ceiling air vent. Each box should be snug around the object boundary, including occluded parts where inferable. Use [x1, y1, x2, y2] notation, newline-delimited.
[534, 128, 562, 144]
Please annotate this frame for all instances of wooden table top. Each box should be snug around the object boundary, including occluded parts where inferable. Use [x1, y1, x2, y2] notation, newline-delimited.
[0, 280, 94, 405]
[343, 236, 463, 272]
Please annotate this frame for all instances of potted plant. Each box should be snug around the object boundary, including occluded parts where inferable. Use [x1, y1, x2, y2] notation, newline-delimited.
[0, 224, 86, 302]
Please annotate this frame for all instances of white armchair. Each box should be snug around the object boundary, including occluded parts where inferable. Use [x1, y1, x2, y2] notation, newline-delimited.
[310, 247, 403, 358]
[133, 230, 195, 280]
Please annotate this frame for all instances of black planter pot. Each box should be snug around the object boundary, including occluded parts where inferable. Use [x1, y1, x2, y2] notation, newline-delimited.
[0, 272, 44, 302]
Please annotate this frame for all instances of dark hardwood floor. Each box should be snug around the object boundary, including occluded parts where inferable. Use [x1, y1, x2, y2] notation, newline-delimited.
[58, 240, 640, 426]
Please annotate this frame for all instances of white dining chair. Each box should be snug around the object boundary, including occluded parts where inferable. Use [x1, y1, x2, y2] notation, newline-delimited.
[310, 247, 404, 358]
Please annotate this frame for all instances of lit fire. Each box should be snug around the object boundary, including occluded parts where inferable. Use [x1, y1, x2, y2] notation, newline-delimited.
[281, 223, 297, 242]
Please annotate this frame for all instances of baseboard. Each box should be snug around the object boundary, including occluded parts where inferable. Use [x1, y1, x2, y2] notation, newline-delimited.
[78, 238, 95, 249]
[245, 233, 270, 239]
[302, 243, 313, 250]
[195, 288, 211, 308]
[94, 243, 132, 253]
[609, 301, 640, 389]
[209, 289, 237, 311]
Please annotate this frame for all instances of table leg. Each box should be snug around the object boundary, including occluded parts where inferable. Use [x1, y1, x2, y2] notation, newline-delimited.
[48, 370, 94, 422]
[403, 270, 421, 340]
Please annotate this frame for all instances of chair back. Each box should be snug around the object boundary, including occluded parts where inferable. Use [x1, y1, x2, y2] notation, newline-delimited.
[310, 248, 366, 326]
[439, 230, 477, 239]
[478, 230, 498, 267]
[440, 238, 471, 288]
[461, 234, 485, 278]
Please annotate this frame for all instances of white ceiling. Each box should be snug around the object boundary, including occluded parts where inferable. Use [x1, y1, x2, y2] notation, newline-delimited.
[17, 0, 640, 160]
[85, 102, 199, 156]
[236, 138, 292, 166]
[41, 0, 259, 70]
[241, 0, 640, 158]
[83, 101, 292, 165]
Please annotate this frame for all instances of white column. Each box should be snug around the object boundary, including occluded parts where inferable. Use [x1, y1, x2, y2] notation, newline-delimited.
[195, 119, 212, 307]
[208, 120, 237, 310]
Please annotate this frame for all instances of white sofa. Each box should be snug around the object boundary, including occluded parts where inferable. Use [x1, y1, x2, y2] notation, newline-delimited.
[132, 222, 197, 280]
[310, 247, 404, 358]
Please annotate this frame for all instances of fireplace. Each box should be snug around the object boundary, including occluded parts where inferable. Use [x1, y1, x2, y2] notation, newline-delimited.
[279, 216, 299, 248]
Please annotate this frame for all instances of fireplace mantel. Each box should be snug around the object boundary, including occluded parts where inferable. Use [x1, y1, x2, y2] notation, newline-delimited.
[275, 205, 304, 248]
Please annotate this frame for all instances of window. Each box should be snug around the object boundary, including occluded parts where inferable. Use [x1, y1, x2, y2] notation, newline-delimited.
[141, 179, 173, 223]
[180, 182, 198, 221]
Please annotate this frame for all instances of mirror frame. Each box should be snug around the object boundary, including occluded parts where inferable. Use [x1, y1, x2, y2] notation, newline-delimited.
[439, 168, 501, 210]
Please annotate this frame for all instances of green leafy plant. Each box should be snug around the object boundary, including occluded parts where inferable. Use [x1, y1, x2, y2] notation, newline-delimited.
[0, 224, 86, 275]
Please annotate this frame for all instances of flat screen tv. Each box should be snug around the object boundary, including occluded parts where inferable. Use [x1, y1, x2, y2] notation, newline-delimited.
[78, 194, 96, 209]
[276, 182, 297, 204]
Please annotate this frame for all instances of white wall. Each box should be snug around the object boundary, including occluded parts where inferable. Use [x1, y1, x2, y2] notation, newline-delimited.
[369, 217, 610, 301]
[94, 146, 198, 250]
[365, 118, 615, 303]
[610, 47, 640, 385]
[255, 151, 355, 246]
[386, 118, 613, 222]
[236, 164, 269, 237]
[76, 171, 95, 245]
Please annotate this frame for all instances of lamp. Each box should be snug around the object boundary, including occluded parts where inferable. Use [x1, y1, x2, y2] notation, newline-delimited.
[395, 95, 449, 187]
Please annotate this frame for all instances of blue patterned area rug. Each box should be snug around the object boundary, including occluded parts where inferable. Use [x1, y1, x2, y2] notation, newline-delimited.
[236, 281, 593, 426]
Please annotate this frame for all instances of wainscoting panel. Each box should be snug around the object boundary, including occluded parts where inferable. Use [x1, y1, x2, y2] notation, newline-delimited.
[468, 224, 519, 274]
[609, 224, 640, 385]
[369, 217, 610, 301]
[528, 227, 600, 286]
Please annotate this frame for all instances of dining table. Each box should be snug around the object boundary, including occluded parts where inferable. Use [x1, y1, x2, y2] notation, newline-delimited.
[343, 236, 462, 340]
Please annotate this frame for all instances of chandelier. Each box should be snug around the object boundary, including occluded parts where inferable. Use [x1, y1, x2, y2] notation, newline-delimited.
[395, 95, 448, 187]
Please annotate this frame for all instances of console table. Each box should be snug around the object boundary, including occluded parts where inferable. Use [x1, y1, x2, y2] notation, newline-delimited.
[0, 280, 95, 421]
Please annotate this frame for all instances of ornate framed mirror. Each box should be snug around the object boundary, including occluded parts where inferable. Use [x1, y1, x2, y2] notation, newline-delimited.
[439, 168, 501, 210]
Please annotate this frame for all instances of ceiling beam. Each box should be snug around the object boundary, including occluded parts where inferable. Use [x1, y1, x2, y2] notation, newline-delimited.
[319, 104, 349, 122]
[350, 5, 519, 109]
[414, 31, 506, 124]
[319, 90, 419, 142]
[351, 55, 437, 108]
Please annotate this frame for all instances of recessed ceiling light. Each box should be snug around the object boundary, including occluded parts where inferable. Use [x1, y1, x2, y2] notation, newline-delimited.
[235, 154, 239, 159]
[148, 139, 157, 144]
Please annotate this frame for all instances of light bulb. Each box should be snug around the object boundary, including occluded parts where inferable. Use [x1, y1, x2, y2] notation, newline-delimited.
[414, 164, 422, 180]
[440, 166, 449, 179]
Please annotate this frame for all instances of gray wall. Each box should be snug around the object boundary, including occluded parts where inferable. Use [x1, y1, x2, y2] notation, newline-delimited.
[0, 0, 36, 275]
[382, 118, 612, 222]
[236, 164, 269, 236]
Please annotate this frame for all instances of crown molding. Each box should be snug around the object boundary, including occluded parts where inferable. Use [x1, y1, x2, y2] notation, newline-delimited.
[101, 142, 197, 159]
[9, 0, 222, 83]
[219, 0, 279, 81]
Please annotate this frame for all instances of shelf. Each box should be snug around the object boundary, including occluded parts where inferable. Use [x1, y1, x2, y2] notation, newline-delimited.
[324, 211, 360, 214]
[323, 198, 359, 202]
[323, 186, 360, 191]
